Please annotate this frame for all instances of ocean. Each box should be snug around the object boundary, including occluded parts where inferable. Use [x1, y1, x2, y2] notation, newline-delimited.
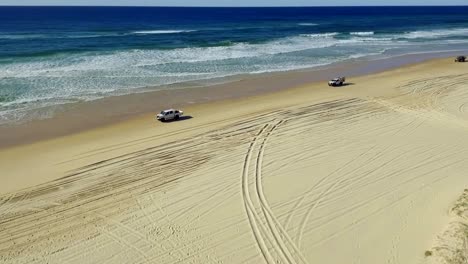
[1, 6, 468, 124]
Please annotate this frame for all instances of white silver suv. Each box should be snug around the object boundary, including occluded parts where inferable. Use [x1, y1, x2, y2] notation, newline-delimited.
[328, 77, 346, 87]
[156, 109, 183, 122]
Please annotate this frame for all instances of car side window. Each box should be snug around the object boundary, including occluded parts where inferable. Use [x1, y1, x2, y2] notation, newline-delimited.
[175, 111, 179, 113]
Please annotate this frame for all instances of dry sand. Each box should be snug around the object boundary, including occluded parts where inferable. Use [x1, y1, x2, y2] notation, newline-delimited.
[1, 58, 468, 264]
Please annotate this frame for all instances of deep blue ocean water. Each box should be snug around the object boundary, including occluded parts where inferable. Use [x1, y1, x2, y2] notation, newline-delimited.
[1, 6, 468, 123]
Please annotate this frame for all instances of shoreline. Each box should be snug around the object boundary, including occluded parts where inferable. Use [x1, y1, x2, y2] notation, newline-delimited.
[0, 50, 466, 149]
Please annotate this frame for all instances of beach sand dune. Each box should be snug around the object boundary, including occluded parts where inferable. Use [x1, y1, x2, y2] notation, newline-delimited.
[0, 58, 467, 264]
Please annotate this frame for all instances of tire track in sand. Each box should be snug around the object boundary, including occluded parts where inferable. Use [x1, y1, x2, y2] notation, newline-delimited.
[241, 121, 308, 264]
[241, 124, 277, 263]
[255, 121, 309, 264]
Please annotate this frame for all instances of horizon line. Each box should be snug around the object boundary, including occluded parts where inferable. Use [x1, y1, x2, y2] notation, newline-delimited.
[1, 5, 468, 7]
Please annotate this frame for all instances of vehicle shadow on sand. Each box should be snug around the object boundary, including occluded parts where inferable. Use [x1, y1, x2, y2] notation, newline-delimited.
[333, 83, 355, 87]
[161, 116, 193, 122]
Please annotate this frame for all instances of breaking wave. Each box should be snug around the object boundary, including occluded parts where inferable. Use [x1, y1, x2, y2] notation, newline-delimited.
[131, 30, 196, 34]
[402, 28, 468, 39]
[350, 31, 375, 36]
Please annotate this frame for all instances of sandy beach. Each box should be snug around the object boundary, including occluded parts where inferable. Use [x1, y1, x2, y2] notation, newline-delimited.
[1, 57, 468, 263]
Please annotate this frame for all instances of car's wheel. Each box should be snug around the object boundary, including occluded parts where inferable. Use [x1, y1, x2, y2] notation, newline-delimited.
[175, 115, 180, 120]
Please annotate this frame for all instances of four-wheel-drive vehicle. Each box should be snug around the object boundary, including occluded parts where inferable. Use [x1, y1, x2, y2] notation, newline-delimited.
[455, 56, 466, 62]
[328, 77, 346, 86]
[156, 109, 183, 121]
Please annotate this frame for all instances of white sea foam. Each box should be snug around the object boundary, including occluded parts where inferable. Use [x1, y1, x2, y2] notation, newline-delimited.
[132, 30, 196, 34]
[300, 32, 339, 38]
[0, 33, 343, 79]
[350, 31, 375, 36]
[402, 28, 468, 39]
[0, 34, 47, 40]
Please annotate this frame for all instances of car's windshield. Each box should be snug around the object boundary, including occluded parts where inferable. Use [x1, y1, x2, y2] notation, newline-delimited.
[160, 111, 166, 114]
